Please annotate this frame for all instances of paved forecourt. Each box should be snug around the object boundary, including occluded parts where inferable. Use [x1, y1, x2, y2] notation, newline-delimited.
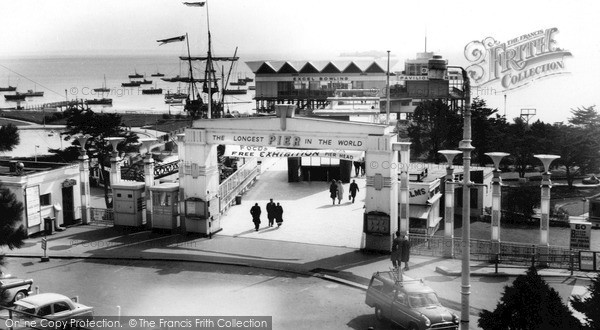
[219, 158, 368, 249]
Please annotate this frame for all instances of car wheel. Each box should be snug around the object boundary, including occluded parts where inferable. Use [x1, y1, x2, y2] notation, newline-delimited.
[13, 290, 28, 303]
[374, 306, 385, 321]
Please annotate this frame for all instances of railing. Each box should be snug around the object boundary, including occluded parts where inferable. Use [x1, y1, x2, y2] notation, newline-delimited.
[88, 207, 114, 226]
[409, 234, 588, 271]
[218, 158, 261, 213]
[120, 160, 180, 182]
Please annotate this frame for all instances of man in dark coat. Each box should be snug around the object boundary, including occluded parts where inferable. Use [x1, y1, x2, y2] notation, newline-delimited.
[250, 203, 261, 231]
[400, 235, 411, 270]
[353, 161, 361, 177]
[349, 179, 359, 203]
[391, 231, 402, 269]
[275, 202, 284, 227]
[266, 198, 276, 227]
[329, 180, 338, 205]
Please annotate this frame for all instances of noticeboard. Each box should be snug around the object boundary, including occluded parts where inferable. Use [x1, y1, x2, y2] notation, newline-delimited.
[570, 221, 592, 250]
[364, 212, 390, 235]
[25, 186, 41, 227]
[579, 251, 596, 271]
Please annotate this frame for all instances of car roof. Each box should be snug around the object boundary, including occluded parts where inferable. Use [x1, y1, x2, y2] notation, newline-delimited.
[14, 293, 71, 307]
[372, 271, 435, 294]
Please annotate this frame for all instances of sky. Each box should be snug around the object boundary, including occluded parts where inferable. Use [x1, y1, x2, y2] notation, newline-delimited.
[1, 0, 599, 124]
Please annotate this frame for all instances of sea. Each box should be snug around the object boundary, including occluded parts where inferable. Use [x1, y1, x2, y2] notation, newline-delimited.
[0, 54, 256, 115]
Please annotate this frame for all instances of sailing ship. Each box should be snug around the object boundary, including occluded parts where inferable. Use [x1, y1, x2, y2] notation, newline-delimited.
[4, 93, 26, 101]
[0, 76, 17, 92]
[93, 75, 110, 93]
[158, 2, 239, 119]
[151, 67, 165, 77]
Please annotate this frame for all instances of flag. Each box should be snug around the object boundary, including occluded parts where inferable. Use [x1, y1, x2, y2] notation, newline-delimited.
[157, 35, 186, 46]
[183, 1, 205, 6]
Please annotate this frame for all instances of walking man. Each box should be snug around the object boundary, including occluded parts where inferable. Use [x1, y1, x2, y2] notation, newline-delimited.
[329, 180, 338, 205]
[391, 231, 402, 269]
[336, 180, 344, 205]
[400, 234, 411, 270]
[250, 203, 261, 231]
[349, 179, 359, 203]
[275, 202, 284, 227]
[353, 161, 361, 177]
[266, 198, 276, 227]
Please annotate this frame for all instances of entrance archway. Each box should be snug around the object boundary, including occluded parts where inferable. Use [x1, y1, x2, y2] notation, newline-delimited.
[180, 105, 405, 251]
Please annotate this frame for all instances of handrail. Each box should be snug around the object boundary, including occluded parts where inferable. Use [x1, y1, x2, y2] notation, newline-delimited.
[218, 158, 260, 212]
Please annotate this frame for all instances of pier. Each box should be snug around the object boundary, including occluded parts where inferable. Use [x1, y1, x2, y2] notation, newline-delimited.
[24, 99, 83, 111]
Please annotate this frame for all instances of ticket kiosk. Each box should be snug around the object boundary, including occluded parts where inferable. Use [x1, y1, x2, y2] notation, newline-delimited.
[112, 181, 146, 227]
[150, 182, 180, 231]
[184, 197, 221, 236]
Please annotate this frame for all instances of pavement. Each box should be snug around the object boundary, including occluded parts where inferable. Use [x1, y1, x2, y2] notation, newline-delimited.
[2, 158, 597, 328]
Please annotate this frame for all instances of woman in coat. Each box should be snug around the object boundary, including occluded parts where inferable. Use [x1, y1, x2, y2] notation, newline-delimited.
[275, 202, 284, 227]
[329, 180, 338, 205]
[336, 180, 344, 204]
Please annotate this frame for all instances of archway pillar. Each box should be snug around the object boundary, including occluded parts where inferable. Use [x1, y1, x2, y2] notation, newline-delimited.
[362, 134, 398, 252]
[180, 129, 221, 234]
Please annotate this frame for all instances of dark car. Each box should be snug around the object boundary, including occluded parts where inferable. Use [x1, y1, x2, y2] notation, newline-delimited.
[366, 271, 459, 329]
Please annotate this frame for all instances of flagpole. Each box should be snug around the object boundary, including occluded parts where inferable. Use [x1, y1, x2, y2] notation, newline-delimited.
[205, 1, 212, 119]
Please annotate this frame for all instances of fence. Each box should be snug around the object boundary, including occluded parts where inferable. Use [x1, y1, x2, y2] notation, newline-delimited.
[87, 207, 114, 226]
[409, 234, 583, 270]
[218, 158, 261, 213]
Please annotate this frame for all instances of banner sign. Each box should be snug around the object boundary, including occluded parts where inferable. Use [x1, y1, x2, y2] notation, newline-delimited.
[224, 145, 363, 161]
[570, 221, 592, 250]
[209, 132, 367, 151]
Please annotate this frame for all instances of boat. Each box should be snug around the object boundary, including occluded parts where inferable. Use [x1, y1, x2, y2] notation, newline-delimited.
[138, 79, 153, 85]
[122, 81, 142, 87]
[142, 87, 163, 95]
[128, 70, 144, 79]
[4, 93, 26, 101]
[165, 98, 183, 104]
[93, 75, 110, 92]
[0, 86, 16, 92]
[165, 91, 188, 99]
[151, 67, 165, 77]
[85, 98, 113, 105]
[223, 89, 247, 95]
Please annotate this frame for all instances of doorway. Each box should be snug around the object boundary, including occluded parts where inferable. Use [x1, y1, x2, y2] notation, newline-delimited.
[62, 186, 75, 226]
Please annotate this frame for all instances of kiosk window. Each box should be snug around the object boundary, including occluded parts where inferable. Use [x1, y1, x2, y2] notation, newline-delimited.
[40, 193, 51, 206]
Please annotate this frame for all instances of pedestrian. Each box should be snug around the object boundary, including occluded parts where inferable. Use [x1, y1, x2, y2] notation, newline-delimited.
[360, 160, 366, 176]
[250, 203, 261, 231]
[329, 180, 338, 205]
[266, 198, 276, 227]
[349, 179, 359, 203]
[275, 202, 284, 227]
[400, 234, 411, 270]
[353, 161, 361, 177]
[391, 231, 402, 269]
[336, 179, 344, 204]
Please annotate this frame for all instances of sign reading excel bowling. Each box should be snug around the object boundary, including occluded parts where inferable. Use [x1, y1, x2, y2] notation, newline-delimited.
[209, 133, 366, 151]
[464, 27, 572, 91]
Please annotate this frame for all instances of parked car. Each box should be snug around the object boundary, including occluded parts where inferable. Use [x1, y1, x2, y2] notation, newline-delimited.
[12, 293, 93, 325]
[366, 271, 459, 329]
[0, 273, 33, 305]
[582, 175, 599, 185]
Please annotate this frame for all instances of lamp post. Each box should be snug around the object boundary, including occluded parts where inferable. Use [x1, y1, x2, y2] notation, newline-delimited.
[76, 135, 91, 225]
[485, 152, 509, 254]
[534, 154, 560, 265]
[582, 197, 587, 218]
[106, 137, 125, 186]
[439, 150, 462, 258]
[386, 50, 391, 125]
[447, 64, 473, 329]
[139, 138, 157, 228]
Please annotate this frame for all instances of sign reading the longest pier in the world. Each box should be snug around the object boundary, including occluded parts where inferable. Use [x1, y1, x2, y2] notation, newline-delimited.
[208, 132, 368, 151]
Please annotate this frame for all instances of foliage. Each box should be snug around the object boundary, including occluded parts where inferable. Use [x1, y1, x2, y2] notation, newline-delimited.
[0, 183, 27, 304]
[470, 98, 510, 166]
[502, 185, 539, 222]
[570, 273, 600, 329]
[54, 107, 139, 207]
[0, 124, 20, 152]
[407, 99, 462, 162]
[478, 266, 581, 330]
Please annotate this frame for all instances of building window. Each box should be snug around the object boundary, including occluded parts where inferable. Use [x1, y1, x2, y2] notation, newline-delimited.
[40, 193, 51, 206]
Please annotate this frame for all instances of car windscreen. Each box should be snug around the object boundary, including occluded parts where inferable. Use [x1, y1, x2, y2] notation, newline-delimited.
[408, 293, 440, 308]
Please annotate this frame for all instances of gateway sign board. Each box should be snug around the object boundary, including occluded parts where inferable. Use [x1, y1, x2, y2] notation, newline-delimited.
[209, 132, 367, 151]
[224, 145, 363, 161]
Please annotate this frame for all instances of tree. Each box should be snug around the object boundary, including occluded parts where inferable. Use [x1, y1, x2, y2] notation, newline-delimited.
[0, 183, 28, 304]
[478, 266, 581, 330]
[503, 118, 540, 178]
[56, 107, 139, 208]
[502, 185, 539, 223]
[0, 124, 20, 152]
[570, 273, 600, 329]
[470, 98, 509, 166]
[407, 99, 462, 162]
[554, 124, 600, 187]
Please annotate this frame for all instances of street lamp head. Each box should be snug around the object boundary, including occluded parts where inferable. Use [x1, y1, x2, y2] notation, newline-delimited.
[438, 150, 461, 166]
[485, 152, 509, 170]
[534, 154, 560, 174]
[105, 137, 125, 153]
[138, 138, 157, 155]
[75, 135, 91, 151]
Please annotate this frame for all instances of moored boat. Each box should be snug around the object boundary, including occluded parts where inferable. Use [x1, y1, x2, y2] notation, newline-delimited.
[223, 89, 247, 95]
[4, 93, 26, 101]
[165, 98, 183, 104]
[128, 70, 144, 79]
[93, 75, 110, 92]
[164, 91, 188, 99]
[142, 87, 163, 95]
[122, 81, 142, 87]
[85, 98, 113, 105]
[22, 89, 43, 97]
[138, 79, 153, 85]
[0, 86, 16, 92]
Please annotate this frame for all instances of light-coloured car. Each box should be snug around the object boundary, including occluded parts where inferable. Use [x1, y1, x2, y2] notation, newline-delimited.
[366, 271, 459, 330]
[13, 293, 93, 324]
[0, 274, 33, 305]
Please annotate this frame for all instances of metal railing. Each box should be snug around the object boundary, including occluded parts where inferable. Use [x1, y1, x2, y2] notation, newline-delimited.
[408, 234, 588, 271]
[88, 207, 114, 226]
[218, 158, 261, 213]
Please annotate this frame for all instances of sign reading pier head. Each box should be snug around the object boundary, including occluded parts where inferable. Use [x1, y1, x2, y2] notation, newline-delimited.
[464, 28, 572, 91]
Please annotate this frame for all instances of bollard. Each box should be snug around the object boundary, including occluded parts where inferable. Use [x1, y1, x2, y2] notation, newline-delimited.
[531, 252, 536, 269]
[570, 251, 574, 276]
[117, 305, 121, 321]
[494, 253, 499, 274]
